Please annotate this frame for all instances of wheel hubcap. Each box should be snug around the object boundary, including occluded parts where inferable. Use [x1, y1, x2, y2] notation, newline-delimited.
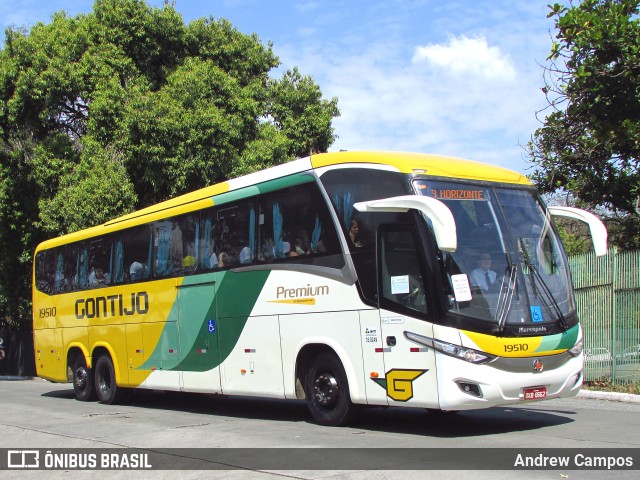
[313, 373, 339, 408]
[98, 366, 111, 395]
[74, 368, 87, 390]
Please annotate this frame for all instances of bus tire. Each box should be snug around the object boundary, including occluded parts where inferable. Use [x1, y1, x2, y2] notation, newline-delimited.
[94, 354, 126, 405]
[72, 356, 96, 402]
[304, 352, 356, 426]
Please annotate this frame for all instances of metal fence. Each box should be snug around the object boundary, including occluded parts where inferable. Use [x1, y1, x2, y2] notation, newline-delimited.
[569, 248, 640, 384]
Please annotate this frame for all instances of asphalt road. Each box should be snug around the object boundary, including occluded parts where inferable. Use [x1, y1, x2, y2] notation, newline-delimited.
[1, 378, 639, 479]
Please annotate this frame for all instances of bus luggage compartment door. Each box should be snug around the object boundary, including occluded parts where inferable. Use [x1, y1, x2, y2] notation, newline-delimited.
[177, 275, 222, 393]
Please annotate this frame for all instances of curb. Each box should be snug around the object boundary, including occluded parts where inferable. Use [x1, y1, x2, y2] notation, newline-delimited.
[578, 389, 640, 404]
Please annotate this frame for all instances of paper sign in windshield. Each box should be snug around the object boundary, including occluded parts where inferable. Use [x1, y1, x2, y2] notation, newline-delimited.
[451, 274, 472, 302]
[391, 275, 410, 294]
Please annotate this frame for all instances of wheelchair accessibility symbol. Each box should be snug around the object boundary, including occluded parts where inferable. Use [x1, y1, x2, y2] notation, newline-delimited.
[208, 319, 216, 333]
[530, 306, 543, 323]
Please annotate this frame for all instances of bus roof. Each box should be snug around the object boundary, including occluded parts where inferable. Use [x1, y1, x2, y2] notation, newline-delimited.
[36, 151, 530, 250]
[311, 151, 530, 184]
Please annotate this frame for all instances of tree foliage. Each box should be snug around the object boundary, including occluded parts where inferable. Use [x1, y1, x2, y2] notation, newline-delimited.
[0, 0, 339, 327]
[528, 0, 640, 249]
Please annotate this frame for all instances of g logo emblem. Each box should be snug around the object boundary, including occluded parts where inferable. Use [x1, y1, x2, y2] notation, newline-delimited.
[372, 369, 427, 401]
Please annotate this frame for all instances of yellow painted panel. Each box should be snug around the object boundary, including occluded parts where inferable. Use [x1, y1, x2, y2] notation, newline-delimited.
[89, 324, 126, 384]
[34, 328, 66, 382]
[462, 330, 554, 357]
[310, 151, 531, 185]
[125, 322, 147, 387]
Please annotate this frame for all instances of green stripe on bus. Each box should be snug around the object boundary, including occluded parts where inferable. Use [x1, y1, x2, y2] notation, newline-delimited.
[211, 173, 314, 205]
[211, 186, 261, 206]
[536, 324, 579, 353]
[215, 270, 271, 362]
[143, 270, 271, 373]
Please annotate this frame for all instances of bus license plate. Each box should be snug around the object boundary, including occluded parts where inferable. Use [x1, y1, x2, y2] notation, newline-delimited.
[523, 387, 547, 400]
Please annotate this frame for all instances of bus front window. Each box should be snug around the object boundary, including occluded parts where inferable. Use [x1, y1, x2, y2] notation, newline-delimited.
[414, 180, 575, 332]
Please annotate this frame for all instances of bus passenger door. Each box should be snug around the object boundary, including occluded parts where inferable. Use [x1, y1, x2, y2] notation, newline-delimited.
[178, 274, 222, 393]
[376, 225, 439, 408]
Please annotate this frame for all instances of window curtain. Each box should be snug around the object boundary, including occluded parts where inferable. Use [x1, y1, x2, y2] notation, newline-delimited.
[78, 247, 89, 289]
[311, 215, 322, 253]
[55, 252, 64, 292]
[273, 202, 283, 258]
[114, 239, 124, 283]
[332, 191, 354, 227]
[155, 223, 171, 276]
[201, 218, 213, 268]
[194, 221, 200, 268]
[249, 207, 255, 259]
[146, 232, 153, 279]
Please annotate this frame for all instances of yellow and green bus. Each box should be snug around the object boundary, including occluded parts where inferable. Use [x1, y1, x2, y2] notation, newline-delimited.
[33, 151, 607, 426]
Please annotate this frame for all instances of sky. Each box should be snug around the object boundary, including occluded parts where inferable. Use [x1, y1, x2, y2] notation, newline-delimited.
[0, 0, 559, 174]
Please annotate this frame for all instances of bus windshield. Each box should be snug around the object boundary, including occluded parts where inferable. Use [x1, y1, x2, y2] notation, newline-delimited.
[414, 180, 575, 331]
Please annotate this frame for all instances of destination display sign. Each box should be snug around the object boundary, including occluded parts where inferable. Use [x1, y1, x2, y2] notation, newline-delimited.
[415, 183, 487, 201]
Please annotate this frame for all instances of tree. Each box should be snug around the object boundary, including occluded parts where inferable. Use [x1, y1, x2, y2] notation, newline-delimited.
[0, 0, 340, 329]
[528, 0, 640, 249]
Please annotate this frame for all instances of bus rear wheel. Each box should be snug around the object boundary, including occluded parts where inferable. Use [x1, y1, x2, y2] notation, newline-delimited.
[94, 355, 127, 404]
[72, 356, 96, 402]
[304, 352, 356, 426]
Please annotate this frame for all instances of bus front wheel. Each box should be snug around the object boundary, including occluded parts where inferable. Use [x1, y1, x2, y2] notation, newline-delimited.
[94, 355, 127, 404]
[72, 356, 96, 402]
[304, 352, 356, 426]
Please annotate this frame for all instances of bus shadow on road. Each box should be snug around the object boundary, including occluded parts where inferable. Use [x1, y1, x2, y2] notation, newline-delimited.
[42, 387, 574, 437]
[42, 387, 310, 421]
[353, 404, 575, 437]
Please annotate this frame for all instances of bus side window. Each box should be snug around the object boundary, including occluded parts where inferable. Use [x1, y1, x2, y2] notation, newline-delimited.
[37, 247, 74, 294]
[113, 225, 152, 284]
[181, 214, 199, 274]
[61, 245, 79, 292]
[153, 213, 200, 278]
[257, 182, 341, 265]
[87, 237, 112, 288]
[214, 200, 255, 269]
[35, 250, 53, 294]
[199, 209, 219, 271]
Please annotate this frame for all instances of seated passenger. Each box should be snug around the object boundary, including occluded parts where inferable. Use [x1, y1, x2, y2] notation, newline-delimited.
[88, 267, 107, 287]
[130, 261, 147, 281]
[259, 238, 274, 262]
[470, 254, 498, 293]
[349, 219, 364, 248]
[183, 255, 196, 268]
[218, 251, 235, 269]
[239, 246, 253, 264]
[272, 241, 291, 258]
[209, 251, 218, 269]
[289, 237, 308, 256]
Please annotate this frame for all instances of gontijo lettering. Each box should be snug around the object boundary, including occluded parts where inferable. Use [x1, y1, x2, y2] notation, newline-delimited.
[75, 292, 149, 319]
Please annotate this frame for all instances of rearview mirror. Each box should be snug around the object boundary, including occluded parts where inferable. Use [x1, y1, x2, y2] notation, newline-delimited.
[353, 195, 457, 252]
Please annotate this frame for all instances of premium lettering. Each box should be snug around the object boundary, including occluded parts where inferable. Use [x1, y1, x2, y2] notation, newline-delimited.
[276, 284, 329, 299]
[75, 292, 149, 319]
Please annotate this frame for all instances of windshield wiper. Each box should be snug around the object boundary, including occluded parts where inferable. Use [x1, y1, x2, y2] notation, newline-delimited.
[495, 264, 517, 336]
[518, 239, 569, 332]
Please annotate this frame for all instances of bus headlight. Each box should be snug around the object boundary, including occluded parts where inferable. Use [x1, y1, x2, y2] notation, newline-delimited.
[404, 331, 496, 365]
[568, 339, 583, 357]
